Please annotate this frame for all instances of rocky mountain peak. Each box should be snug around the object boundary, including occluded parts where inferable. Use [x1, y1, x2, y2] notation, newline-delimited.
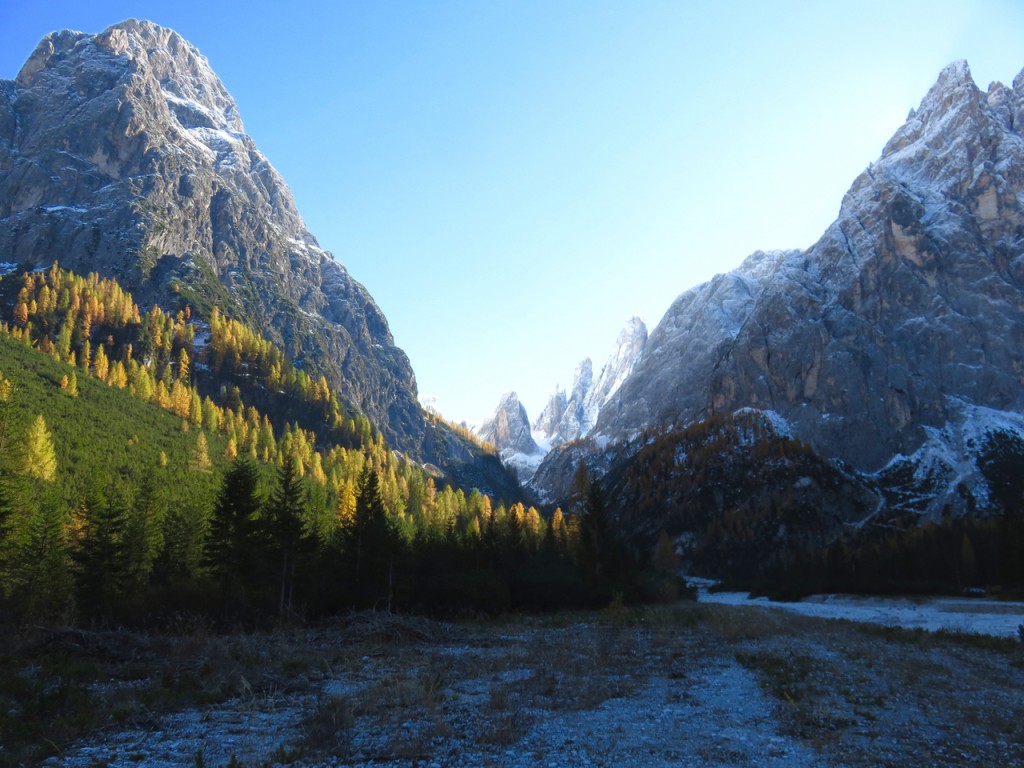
[579, 316, 647, 433]
[478, 392, 539, 455]
[15, 20, 244, 149]
[569, 358, 593, 404]
[0, 21, 436, 463]
[531, 317, 648, 447]
[541, 58, 1024, 513]
[531, 387, 567, 442]
[477, 392, 544, 482]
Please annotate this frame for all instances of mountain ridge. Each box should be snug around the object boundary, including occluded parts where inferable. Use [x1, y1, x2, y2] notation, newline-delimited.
[525, 60, 1024, 507]
[477, 316, 647, 482]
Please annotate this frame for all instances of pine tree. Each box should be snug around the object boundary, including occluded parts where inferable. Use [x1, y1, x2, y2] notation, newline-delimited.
[177, 347, 190, 382]
[191, 431, 212, 473]
[155, 498, 209, 585]
[122, 472, 165, 598]
[71, 492, 128, 620]
[572, 461, 624, 587]
[61, 371, 79, 396]
[93, 344, 109, 382]
[13, 300, 28, 327]
[653, 529, 681, 574]
[550, 508, 568, 552]
[17, 492, 72, 621]
[0, 465, 56, 615]
[336, 479, 357, 529]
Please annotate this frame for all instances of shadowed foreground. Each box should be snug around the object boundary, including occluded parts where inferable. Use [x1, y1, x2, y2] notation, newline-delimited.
[5, 604, 1022, 767]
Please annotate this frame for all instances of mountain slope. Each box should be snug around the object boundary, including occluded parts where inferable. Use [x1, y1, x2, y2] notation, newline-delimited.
[523, 61, 1024, 589]
[0, 20, 436, 461]
[579, 60, 1024, 480]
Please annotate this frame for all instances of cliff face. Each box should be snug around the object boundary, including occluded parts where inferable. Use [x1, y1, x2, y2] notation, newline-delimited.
[0, 20, 427, 455]
[594, 61, 1024, 473]
[476, 391, 545, 483]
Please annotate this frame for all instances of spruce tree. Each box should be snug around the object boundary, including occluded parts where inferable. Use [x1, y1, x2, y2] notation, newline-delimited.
[350, 465, 400, 610]
[17, 491, 72, 621]
[572, 461, 624, 589]
[206, 457, 262, 591]
[122, 471, 165, 598]
[71, 492, 128, 621]
[266, 452, 307, 621]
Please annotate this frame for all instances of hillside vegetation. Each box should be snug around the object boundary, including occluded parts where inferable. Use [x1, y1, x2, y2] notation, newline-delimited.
[0, 265, 680, 627]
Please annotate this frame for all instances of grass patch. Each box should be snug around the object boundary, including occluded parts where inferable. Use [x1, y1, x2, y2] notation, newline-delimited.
[735, 650, 817, 704]
[858, 623, 1022, 654]
[0, 652, 100, 766]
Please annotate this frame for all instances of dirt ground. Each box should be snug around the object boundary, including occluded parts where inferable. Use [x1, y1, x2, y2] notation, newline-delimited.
[7, 603, 1024, 767]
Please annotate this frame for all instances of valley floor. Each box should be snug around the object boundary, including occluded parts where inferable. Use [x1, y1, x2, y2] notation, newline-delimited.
[11, 603, 1024, 768]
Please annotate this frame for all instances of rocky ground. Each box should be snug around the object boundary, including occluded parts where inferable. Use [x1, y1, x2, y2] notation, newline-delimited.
[5, 603, 1023, 767]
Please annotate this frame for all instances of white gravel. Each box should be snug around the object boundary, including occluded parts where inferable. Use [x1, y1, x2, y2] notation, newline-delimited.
[692, 580, 1024, 637]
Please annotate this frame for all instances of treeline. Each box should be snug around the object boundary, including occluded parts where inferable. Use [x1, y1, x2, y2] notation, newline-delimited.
[601, 411, 1024, 599]
[4, 264, 376, 466]
[0, 378, 676, 623]
[742, 515, 1024, 600]
[3, 264, 493, 485]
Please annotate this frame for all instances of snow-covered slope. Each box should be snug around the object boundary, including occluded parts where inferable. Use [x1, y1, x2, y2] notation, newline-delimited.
[876, 399, 1024, 518]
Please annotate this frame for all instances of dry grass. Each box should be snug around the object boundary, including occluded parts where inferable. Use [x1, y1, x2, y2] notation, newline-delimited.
[7, 605, 1024, 767]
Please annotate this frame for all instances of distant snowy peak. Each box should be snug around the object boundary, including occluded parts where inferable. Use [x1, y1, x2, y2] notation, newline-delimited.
[477, 392, 541, 458]
[581, 316, 648, 433]
[477, 391, 545, 483]
[478, 316, 649, 481]
[531, 387, 568, 442]
[532, 317, 648, 446]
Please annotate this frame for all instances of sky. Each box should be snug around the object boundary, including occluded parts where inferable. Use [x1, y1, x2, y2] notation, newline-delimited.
[3, 1, 1024, 426]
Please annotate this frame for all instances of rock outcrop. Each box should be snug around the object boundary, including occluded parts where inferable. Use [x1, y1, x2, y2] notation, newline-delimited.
[478, 392, 541, 457]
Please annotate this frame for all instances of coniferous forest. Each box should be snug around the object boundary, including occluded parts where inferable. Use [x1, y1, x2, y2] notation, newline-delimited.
[0, 264, 681, 627]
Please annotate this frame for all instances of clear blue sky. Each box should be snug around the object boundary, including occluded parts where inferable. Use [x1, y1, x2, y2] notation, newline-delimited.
[3, 1, 1024, 425]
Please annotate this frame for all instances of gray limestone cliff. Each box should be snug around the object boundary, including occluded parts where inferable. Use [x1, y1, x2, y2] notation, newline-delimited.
[0, 20, 430, 456]
[592, 61, 1024, 474]
[478, 392, 540, 457]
